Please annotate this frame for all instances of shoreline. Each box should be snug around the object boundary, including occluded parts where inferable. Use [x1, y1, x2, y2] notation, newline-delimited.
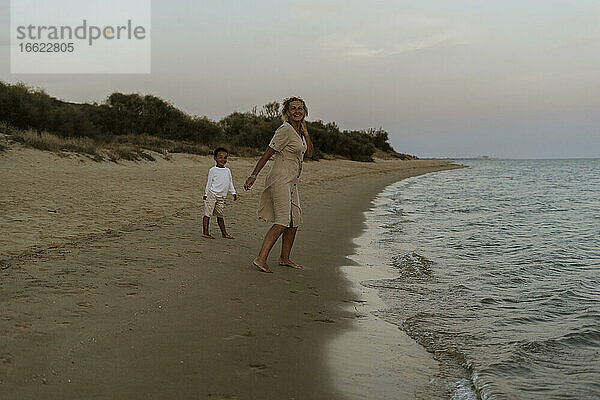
[1, 146, 463, 398]
[332, 171, 468, 399]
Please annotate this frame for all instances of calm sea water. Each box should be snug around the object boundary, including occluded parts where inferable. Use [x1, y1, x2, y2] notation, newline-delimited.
[359, 159, 600, 399]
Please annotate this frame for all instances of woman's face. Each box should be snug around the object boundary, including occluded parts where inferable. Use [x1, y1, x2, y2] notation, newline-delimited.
[287, 100, 305, 123]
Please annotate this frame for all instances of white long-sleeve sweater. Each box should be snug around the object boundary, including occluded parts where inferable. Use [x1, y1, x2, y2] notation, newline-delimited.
[204, 166, 236, 197]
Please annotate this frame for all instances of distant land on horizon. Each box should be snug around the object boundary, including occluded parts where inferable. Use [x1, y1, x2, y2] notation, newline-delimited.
[422, 156, 494, 160]
[422, 156, 599, 160]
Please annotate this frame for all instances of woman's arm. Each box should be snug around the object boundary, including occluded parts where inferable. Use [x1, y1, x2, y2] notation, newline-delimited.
[244, 146, 276, 190]
[301, 120, 313, 158]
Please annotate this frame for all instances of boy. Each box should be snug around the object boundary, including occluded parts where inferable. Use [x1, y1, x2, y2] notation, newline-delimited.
[203, 147, 237, 239]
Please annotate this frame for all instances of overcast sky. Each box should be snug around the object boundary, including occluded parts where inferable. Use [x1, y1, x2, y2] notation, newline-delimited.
[1, 0, 599, 158]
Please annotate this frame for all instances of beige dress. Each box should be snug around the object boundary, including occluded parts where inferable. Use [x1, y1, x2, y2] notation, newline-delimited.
[258, 122, 307, 227]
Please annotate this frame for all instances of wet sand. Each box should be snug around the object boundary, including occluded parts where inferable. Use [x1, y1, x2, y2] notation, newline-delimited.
[0, 142, 463, 399]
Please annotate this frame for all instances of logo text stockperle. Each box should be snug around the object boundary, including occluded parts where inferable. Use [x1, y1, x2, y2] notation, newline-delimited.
[15, 20, 147, 46]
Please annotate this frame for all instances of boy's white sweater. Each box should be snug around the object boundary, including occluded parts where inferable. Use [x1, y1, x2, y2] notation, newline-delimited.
[204, 166, 236, 197]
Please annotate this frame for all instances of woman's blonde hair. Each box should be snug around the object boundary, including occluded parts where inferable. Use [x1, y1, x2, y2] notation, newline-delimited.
[281, 96, 308, 123]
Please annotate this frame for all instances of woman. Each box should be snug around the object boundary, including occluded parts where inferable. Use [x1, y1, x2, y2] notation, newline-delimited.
[243, 97, 313, 273]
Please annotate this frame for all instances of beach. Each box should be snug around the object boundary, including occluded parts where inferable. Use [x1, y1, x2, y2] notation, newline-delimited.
[0, 142, 462, 399]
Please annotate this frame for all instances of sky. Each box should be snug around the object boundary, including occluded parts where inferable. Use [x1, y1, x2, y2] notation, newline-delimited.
[1, 0, 599, 158]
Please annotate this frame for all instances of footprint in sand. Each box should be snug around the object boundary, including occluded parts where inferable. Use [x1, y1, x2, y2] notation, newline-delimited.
[312, 311, 335, 323]
[306, 285, 319, 296]
[0, 353, 14, 365]
[292, 336, 304, 343]
[314, 318, 335, 323]
[303, 311, 333, 322]
[222, 331, 253, 341]
[249, 362, 268, 376]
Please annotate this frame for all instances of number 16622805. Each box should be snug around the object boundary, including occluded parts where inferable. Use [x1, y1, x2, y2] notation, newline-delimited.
[19, 42, 74, 52]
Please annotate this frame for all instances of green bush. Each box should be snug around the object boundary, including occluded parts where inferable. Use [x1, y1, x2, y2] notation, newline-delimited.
[0, 82, 401, 161]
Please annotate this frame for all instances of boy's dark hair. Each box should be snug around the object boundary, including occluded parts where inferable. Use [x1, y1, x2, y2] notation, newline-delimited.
[213, 147, 228, 157]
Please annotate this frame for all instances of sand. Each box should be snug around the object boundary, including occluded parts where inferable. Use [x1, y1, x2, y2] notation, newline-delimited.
[0, 142, 463, 399]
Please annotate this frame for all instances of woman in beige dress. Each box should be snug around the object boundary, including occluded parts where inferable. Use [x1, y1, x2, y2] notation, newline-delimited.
[243, 97, 313, 273]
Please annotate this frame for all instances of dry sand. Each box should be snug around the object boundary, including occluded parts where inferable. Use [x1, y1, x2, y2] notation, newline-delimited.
[0, 141, 463, 399]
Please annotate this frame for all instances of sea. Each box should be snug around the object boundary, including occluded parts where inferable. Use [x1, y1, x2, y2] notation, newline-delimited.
[350, 159, 599, 399]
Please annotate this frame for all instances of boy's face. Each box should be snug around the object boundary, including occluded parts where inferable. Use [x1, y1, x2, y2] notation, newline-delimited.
[215, 151, 228, 167]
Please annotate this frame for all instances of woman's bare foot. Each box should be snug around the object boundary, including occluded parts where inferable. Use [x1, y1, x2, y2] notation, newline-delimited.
[279, 258, 303, 269]
[222, 233, 235, 239]
[253, 257, 273, 273]
[202, 233, 215, 239]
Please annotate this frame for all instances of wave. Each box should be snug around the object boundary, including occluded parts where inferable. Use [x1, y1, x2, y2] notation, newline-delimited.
[451, 378, 478, 400]
[519, 328, 600, 351]
[391, 252, 433, 278]
[357, 160, 600, 399]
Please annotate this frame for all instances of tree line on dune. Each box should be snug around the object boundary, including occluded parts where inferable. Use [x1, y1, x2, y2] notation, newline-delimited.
[0, 81, 413, 162]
